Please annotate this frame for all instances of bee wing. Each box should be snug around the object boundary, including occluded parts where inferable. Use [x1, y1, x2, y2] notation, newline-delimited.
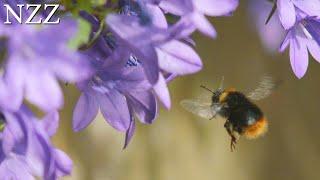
[180, 99, 215, 119]
[247, 76, 275, 101]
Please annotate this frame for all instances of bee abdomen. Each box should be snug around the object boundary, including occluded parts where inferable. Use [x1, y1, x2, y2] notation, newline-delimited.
[243, 117, 268, 139]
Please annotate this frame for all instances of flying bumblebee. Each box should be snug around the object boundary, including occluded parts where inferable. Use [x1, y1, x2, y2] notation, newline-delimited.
[180, 76, 274, 151]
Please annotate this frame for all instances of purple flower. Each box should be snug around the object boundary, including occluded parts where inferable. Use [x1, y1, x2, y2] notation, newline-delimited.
[159, 0, 239, 38]
[0, 106, 72, 179]
[106, 3, 202, 85]
[248, 0, 285, 53]
[72, 2, 205, 147]
[280, 17, 320, 78]
[74, 11, 169, 146]
[0, 19, 92, 112]
[73, 56, 160, 147]
[277, 0, 320, 29]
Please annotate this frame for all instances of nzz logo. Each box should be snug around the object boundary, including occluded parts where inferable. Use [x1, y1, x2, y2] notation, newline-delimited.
[4, 4, 60, 24]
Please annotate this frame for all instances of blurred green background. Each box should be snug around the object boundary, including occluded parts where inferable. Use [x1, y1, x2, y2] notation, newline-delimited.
[56, 2, 320, 180]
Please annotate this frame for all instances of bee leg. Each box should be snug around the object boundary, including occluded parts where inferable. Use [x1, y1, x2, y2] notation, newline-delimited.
[224, 121, 233, 136]
[230, 135, 237, 152]
[224, 121, 237, 152]
[209, 114, 217, 120]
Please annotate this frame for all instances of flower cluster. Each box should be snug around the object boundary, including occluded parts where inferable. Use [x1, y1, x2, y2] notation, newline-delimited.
[0, 0, 239, 178]
[72, 0, 239, 148]
[0, 0, 318, 179]
[249, 0, 320, 78]
[0, 107, 72, 179]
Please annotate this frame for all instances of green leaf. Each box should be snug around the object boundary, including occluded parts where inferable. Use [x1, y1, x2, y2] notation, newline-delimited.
[91, 0, 107, 6]
[68, 18, 92, 50]
[61, 0, 94, 14]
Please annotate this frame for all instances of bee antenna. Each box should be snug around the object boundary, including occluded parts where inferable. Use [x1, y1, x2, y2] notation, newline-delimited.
[200, 85, 215, 94]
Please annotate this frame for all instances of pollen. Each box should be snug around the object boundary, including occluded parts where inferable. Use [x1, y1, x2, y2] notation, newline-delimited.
[243, 117, 268, 139]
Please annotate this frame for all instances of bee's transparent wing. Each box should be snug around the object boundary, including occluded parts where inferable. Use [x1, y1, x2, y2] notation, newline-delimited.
[180, 99, 215, 119]
[247, 76, 275, 101]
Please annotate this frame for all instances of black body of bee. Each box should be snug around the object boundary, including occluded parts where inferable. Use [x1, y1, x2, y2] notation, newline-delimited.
[212, 89, 268, 151]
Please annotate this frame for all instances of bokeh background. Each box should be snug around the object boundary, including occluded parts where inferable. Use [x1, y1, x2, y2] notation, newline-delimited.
[56, 2, 320, 180]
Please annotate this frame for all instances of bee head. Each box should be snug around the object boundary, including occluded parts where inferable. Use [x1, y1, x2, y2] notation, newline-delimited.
[212, 76, 225, 103]
[212, 88, 223, 103]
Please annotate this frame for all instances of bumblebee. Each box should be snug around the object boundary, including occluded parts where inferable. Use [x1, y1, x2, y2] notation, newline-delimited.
[181, 76, 274, 151]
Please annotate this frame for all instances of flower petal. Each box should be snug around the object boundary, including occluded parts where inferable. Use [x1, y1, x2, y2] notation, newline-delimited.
[54, 149, 73, 176]
[50, 57, 92, 83]
[0, 79, 22, 111]
[307, 40, 320, 63]
[123, 117, 135, 149]
[128, 91, 157, 124]
[194, 0, 239, 16]
[159, 0, 190, 16]
[2, 113, 27, 155]
[277, 0, 296, 29]
[190, 13, 217, 38]
[2, 55, 25, 110]
[27, 132, 53, 178]
[280, 31, 291, 52]
[98, 90, 130, 132]
[138, 46, 160, 84]
[2, 125, 16, 155]
[157, 40, 202, 75]
[289, 37, 309, 78]
[146, 4, 168, 28]
[25, 72, 63, 112]
[41, 111, 59, 137]
[72, 92, 99, 131]
[303, 18, 320, 46]
[0, 157, 34, 180]
[153, 73, 171, 109]
[293, 0, 320, 17]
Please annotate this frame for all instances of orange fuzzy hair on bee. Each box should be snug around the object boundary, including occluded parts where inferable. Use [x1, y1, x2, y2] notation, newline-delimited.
[219, 88, 236, 102]
[243, 117, 268, 139]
